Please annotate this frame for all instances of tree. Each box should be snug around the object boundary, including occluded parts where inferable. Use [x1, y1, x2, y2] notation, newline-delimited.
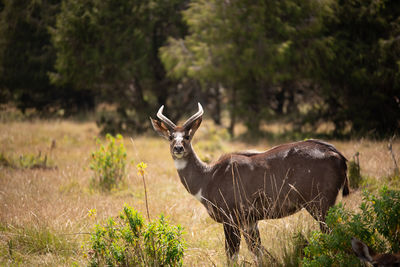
[51, 0, 187, 132]
[161, 0, 326, 135]
[0, 0, 57, 111]
[0, 0, 94, 114]
[312, 0, 400, 136]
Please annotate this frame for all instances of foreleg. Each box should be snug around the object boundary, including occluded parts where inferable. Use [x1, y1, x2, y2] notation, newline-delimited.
[223, 222, 241, 263]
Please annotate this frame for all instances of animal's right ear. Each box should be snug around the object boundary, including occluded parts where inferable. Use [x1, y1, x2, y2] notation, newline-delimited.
[150, 117, 170, 140]
[187, 117, 202, 139]
[351, 237, 374, 263]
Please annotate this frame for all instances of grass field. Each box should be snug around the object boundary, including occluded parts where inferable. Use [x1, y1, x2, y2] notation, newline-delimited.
[0, 119, 399, 266]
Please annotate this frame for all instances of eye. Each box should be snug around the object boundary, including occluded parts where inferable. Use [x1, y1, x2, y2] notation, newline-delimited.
[168, 135, 173, 141]
[184, 136, 190, 140]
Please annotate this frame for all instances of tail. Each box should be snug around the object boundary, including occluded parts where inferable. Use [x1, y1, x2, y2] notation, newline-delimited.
[336, 148, 350, 197]
[342, 160, 350, 196]
[342, 173, 350, 196]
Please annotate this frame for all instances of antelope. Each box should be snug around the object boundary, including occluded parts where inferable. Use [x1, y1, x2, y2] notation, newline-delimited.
[150, 103, 349, 262]
[352, 237, 400, 267]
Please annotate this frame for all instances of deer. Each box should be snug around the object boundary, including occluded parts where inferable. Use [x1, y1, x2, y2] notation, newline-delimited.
[150, 103, 349, 262]
[352, 237, 400, 267]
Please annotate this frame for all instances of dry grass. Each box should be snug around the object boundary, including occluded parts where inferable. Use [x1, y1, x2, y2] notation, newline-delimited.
[0, 119, 399, 266]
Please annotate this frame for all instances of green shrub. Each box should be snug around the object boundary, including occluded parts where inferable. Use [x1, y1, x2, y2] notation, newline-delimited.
[0, 152, 12, 167]
[302, 186, 400, 267]
[0, 151, 55, 169]
[18, 152, 54, 169]
[280, 231, 309, 267]
[367, 187, 400, 252]
[384, 172, 400, 189]
[87, 204, 185, 267]
[89, 134, 127, 191]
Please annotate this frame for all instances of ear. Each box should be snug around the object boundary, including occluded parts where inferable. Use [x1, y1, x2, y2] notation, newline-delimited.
[351, 237, 374, 263]
[187, 117, 202, 139]
[150, 117, 170, 140]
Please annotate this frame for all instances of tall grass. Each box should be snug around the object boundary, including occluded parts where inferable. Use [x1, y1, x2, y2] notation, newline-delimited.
[0, 223, 79, 265]
[0, 119, 399, 266]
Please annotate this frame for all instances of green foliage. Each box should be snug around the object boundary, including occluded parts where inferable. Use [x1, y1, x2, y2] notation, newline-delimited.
[87, 204, 185, 267]
[89, 134, 127, 192]
[51, 0, 186, 133]
[18, 152, 53, 169]
[161, 0, 326, 134]
[0, 223, 78, 263]
[0, 0, 94, 114]
[367, 187, 400, 252]
[302, 187, 400, 266]
[0, 151, 55, 169]
[311, 0, 400, 136]
[1, 0, 399, 136]
[143, 215, 185, 266]
[0, 152, 11, 167]
[385, 172, 400, 189]
[0, 0, 58, 111]
[280, 232, 309, 267]
[360, 172, 400, 192]
[161, 0, 400, 137]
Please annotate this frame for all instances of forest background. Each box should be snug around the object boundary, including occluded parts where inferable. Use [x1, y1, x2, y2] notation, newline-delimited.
[1, 0, 399, 137]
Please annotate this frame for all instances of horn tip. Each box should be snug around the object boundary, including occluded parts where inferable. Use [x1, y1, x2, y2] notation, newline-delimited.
[157, 105, 164, 114]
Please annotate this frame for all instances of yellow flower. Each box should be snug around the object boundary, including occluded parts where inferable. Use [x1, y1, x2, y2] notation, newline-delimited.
[137, 162, 147, 176]
[88, 208, 97, 218]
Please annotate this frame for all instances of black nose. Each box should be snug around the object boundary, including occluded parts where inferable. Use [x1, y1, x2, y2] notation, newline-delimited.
[173, 146, 184, 153]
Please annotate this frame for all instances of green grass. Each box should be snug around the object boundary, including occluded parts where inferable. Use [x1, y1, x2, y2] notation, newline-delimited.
[0, 223, 79, 266]
[0, 151, 56, 170]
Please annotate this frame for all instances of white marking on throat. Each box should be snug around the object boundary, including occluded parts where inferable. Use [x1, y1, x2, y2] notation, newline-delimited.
[174, 158, 188, 170]
[193, 188, 203, 202]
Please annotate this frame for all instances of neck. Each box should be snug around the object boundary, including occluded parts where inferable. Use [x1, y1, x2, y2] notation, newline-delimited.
[173, 145, 210, 198]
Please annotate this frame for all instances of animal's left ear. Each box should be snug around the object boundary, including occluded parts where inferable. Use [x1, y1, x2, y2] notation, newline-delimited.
[187, 117, 202, 139]
[351, 237, 374, 263]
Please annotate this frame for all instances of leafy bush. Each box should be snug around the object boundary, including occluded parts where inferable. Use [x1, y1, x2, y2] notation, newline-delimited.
[89, 134, 127, 191]
[368, 187, 400, 252]
[280, 231, 310, 267]
[302, 186, 400, 267]
[87, 205, 185, 266]
[0, 151, 55, 169]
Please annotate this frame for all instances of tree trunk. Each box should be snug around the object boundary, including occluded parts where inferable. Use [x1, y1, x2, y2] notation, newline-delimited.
[228, 87, 237, 137]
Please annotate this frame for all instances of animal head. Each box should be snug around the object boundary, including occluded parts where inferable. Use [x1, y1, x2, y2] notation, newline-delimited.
[351, 237, 400, 267]
[150, 103, 203, 159]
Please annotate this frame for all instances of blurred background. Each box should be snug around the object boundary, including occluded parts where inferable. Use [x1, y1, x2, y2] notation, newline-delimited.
[0, 0, 399, 138]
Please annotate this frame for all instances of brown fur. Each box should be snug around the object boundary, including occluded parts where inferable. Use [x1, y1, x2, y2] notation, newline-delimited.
[151, 105, 349, 261]
[352, 237, 400, 267]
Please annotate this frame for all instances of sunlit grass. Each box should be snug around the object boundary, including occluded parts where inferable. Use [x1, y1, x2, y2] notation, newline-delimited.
[0, 119, 399, 266]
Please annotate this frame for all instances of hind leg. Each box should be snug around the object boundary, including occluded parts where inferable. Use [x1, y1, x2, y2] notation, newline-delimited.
[304, 198, 332, 233]
[243, 221, 264, 266]
[243, 221, 278, 265]
[243, 221, 262, 257]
